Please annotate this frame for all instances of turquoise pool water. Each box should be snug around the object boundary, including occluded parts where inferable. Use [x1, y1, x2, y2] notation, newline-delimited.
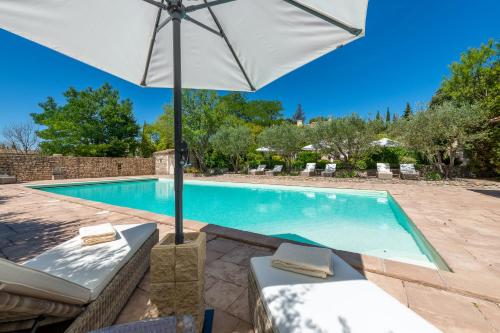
[36, 179, 442, 268]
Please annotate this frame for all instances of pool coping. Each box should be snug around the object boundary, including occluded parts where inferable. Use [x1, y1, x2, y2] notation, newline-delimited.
[19, 176, 500, 304]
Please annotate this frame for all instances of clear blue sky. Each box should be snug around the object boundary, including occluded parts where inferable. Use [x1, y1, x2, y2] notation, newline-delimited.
[0, 0, 498, 131]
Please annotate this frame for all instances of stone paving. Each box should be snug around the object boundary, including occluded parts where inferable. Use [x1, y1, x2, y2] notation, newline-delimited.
[0, 175, 499, 332]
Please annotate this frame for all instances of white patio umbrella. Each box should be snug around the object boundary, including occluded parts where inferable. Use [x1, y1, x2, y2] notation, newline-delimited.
[256, 147, 275, 153]
[0, 0, 368, 244]
[302, 144, 317, 151]
[371, 138, 401, 148]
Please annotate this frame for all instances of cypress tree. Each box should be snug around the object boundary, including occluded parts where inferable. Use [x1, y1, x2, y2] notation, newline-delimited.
[292, 104, 306, 122]
[385, 107, 391, 123]
[403, 102, 413, 119]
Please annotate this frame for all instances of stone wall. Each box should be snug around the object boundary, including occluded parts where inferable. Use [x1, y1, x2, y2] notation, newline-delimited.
[0, 153, 155, 182]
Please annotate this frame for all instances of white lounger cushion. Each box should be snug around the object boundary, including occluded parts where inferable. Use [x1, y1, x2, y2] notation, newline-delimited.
[251, 255, 441, 333]
[23, 223, 156, 301]
[0, 258, 91, 305]
[377, 163, 392, 173]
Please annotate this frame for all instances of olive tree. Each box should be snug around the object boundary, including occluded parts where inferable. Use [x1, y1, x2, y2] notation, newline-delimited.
[403, 102, 488, 178]
[310, 114, 374, 168]
[211, 125, 252, 172]
[257, 123, 306, 170]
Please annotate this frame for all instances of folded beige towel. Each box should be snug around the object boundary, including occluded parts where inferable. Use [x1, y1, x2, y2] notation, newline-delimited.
[271, 243, 333, 278]
[79, 223, 116, 246]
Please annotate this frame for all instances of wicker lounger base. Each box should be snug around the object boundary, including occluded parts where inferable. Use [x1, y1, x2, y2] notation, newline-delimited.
[248, 267, 275, 333]
[0, 229, 159, 333]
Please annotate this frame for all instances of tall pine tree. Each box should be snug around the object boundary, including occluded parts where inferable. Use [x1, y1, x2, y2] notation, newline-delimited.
[375, 110, 382, 121]
[403, 102, 413, 119]
[385, 107, 391, 123]
[292, 104, 306, 122]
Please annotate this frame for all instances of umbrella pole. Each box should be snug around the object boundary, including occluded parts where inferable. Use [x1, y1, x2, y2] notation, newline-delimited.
[172, 8, 184, 245]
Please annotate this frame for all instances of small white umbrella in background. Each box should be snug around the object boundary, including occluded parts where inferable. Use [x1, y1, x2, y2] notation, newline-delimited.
[371, 138, 401, 148]
[256, 147, 275, 153]
[302, 144, 317, 151]
[0, 0, 368, 244]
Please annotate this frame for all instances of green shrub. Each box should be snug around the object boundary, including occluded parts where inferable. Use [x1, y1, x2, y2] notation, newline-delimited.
[400, 156, 417, 164]
[335, 169, 357, 178]
[296, 151, 320, 163]
[424, 171, 443, 181]
[355, 159, 368, 170]
[316, 159, 328, 170]
[292, 160, 304, 170]
[332, 159, 346, 169]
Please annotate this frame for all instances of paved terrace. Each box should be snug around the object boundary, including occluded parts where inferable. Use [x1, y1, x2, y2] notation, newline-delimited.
[0, 175, 499, 332]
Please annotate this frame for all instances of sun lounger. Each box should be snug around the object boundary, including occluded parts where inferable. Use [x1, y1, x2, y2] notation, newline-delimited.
[248, 253, 441, 333]
[0, 223, 158, 333]
[249, 164, 266, 175]
[377, 163, 393, 180]
[300, 163, 316, 177]
[265, 165, 283, 176]
[321, 163, 336, 177]
[0, 174, 16, 184]
[400, 164, 420, 180]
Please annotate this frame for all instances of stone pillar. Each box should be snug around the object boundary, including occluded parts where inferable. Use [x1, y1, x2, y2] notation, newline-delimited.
[150, 232, 206, 332]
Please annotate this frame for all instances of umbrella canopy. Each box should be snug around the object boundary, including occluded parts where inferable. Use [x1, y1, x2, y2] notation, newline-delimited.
[0, 0, 368, 243]
[371, 138, 401, 148]
[302, 144, 317, 151]
[0, 0, 367, 91]
[256, 147, 275, 153]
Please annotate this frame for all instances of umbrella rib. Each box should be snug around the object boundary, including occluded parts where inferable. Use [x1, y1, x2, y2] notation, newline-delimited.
[185, 15, 223, 37]
[283, 0, 362, 36]
[203, 0, 255, 91]
[185, 0, 238, 13]
[141, 1, 165, 86]
[156, 17, 172, 32]
[141, 0, 169, 11]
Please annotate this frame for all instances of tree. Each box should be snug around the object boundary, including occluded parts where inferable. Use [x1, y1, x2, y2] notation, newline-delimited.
[375, 110, 382, 121]
[403, 102, 413, 119]
[219, 92, 283, 127]
[211, 126, 252, 172]
[258, 123, 306, 170]
[32, 84, 139, 157]
[311, 114, 374, 167]
[2, 122, 39, 153]
[292, 104, 306, 123]
[403, 102, 488, 178]
[385, 107, 391, 124]
[309, 116, 329, 123]
[182, 89, 226, 172]
[430, 39, 499, 116]
[138, 122, 157, 157]
[392, 112, 399, 122]
[429, 39, 499, 175]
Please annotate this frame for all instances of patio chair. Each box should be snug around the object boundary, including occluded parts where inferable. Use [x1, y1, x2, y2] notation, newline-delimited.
[300, 163, 316, 177]
[0, 223, 158, 333]
[321, 163, 336, 177]
[249, 164, 266, 175]
[400, 164, 420, 180]
[248, 253, 441, 333]
[0, 173, 16, 184]
[376, 163, 393, 180]
[265, 165, 283, 176]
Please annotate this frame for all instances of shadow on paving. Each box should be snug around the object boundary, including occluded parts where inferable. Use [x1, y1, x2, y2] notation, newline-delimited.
[0, 212, 86, 262]
[468, 188, 500, 199]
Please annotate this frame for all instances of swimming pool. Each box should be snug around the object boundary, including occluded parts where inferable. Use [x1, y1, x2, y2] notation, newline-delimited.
[35, 178, 445, 268]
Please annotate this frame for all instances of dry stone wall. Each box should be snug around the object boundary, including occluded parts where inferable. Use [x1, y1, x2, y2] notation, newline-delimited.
[0, 153, 155, 182]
